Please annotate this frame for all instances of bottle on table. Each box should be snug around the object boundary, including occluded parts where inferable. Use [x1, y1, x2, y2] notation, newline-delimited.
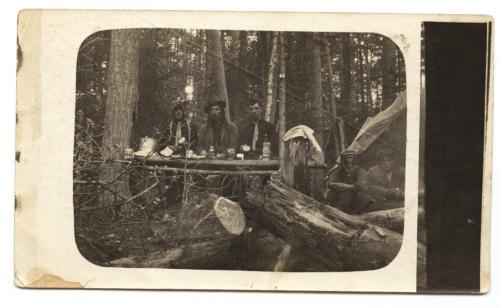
[208, 145, 216, 159]
[262, 133, 271, 161]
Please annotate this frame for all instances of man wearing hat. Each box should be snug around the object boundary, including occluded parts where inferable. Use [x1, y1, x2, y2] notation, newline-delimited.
[325, 149, 373, 214]
[158, 101, 198, 155]
[197, 100, 238, 155]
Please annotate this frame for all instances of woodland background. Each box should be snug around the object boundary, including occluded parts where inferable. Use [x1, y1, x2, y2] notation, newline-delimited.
[74, 29, 406, 179]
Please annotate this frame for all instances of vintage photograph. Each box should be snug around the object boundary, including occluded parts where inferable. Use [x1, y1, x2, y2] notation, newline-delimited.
[73, 28, 409, 273]
[15, 10, 493, 292]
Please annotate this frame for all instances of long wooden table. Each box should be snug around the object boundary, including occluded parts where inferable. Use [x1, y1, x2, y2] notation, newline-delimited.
[132, 156, 281, 175]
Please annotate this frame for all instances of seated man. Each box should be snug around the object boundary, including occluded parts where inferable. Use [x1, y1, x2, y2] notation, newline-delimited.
[325, 150, 373, 214]
[198, 100, 238, 156]
[363, 148, 405, 209]
[158, 101, 197, 155]
[238, 99, 278, 159]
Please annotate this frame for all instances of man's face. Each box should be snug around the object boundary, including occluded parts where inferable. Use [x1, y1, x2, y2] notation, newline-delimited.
[209, 105, 223, 122]
[344, 155, 356, 167]
[76, 109, 84, 122]
[174, 108, 184, 120]
[249, 102, 262, 121]
[380, 156, 396, 171]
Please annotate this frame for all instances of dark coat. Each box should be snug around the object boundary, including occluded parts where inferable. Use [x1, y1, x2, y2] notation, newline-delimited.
[238, 119, 278, 157]
[158, 120, 198, 151]
[198, 120, 238, 154]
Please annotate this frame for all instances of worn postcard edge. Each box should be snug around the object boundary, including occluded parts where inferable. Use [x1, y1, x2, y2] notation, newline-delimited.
[14, 9, 492, 292]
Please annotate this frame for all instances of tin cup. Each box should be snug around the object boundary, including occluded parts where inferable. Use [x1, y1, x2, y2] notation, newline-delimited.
[124, 148, 134, 160]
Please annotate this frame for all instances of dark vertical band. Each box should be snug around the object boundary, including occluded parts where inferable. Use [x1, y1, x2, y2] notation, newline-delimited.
[422, 21, 490, 293]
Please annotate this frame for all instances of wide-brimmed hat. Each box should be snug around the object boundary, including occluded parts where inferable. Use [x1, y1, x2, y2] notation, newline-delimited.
[204, 100, 226, 113]
[134, 137, 157, 157]
[172, 101, 187, 113]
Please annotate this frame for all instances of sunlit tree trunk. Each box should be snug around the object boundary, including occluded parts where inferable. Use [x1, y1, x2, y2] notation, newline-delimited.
[278, 33, 287, 164]
[265, 33, 279, 123]
[364, 37, 374, 115]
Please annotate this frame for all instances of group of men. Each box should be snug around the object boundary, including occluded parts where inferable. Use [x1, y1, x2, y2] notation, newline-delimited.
[156, 98, 404, 214]
[158, 99, 277, 159]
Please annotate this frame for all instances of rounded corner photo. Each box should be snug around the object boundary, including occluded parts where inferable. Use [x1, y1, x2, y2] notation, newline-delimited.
[73, 29, 407, 271]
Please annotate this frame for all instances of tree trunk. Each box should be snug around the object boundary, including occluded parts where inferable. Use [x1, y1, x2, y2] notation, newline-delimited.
[364, 38, 374, 115]
[264, 33, 279, 123]
[99, 29, 140, 208]
[258, 32, 271, 100]
[135, 29, 155, 140]
[226, 30, 246, 121]
[305, 33, 325, 200]
[340, 33, 352, 115]
[323, 39, 341, 163]
[382, 36, 397, 109]
[278, 33, 287, 166]
[205, 30, 230, 120]
[306, 33, 324, 148]
[244, 179, 425, 271]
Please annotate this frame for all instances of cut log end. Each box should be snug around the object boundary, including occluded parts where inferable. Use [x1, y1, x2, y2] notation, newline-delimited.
[214, 197, 246, 235]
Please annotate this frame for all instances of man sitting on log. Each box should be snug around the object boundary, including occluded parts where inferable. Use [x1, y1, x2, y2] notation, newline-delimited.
[362, 148, 405, 211]
[238, 99, 278, 159]
[325, 150, 373, 214]
[198, 100, 239, 156]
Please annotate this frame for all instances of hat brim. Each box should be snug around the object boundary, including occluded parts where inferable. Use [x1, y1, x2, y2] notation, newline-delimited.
[204, 101, 226, 113]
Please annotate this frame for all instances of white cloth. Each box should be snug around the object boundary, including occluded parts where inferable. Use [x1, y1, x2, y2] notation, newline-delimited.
[175, 123, 182, 146]
[134, 137, 157, 157]
[282, 125, 324, 164]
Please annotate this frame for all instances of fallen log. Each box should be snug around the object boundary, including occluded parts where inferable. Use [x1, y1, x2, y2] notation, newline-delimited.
[244, 179, 425, 272]
[109, 194, 246, 269]
[357, 207, 425, 233]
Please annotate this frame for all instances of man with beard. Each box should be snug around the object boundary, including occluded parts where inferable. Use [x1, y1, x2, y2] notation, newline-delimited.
[198, 100, 238, 156]
[158, 101, 197, 155]
[238, 99, 278, 159]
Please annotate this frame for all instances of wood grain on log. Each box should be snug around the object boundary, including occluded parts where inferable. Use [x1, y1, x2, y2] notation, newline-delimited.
[244, 179, 420, 271]
[357, 207, 425, 233]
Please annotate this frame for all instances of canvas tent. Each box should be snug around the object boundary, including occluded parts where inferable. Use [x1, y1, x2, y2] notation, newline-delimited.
[346, 91, 407, 168]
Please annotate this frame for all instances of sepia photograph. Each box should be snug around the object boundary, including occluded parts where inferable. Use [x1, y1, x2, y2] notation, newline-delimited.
[73, 28, 409, 274]
[13, 9, 492, 293]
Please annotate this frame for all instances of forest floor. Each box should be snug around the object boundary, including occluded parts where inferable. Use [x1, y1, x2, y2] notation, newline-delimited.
[74, 196, 330, 271]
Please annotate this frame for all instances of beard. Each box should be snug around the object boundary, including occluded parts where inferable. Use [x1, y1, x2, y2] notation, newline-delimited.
[209, 113, 223, 124]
